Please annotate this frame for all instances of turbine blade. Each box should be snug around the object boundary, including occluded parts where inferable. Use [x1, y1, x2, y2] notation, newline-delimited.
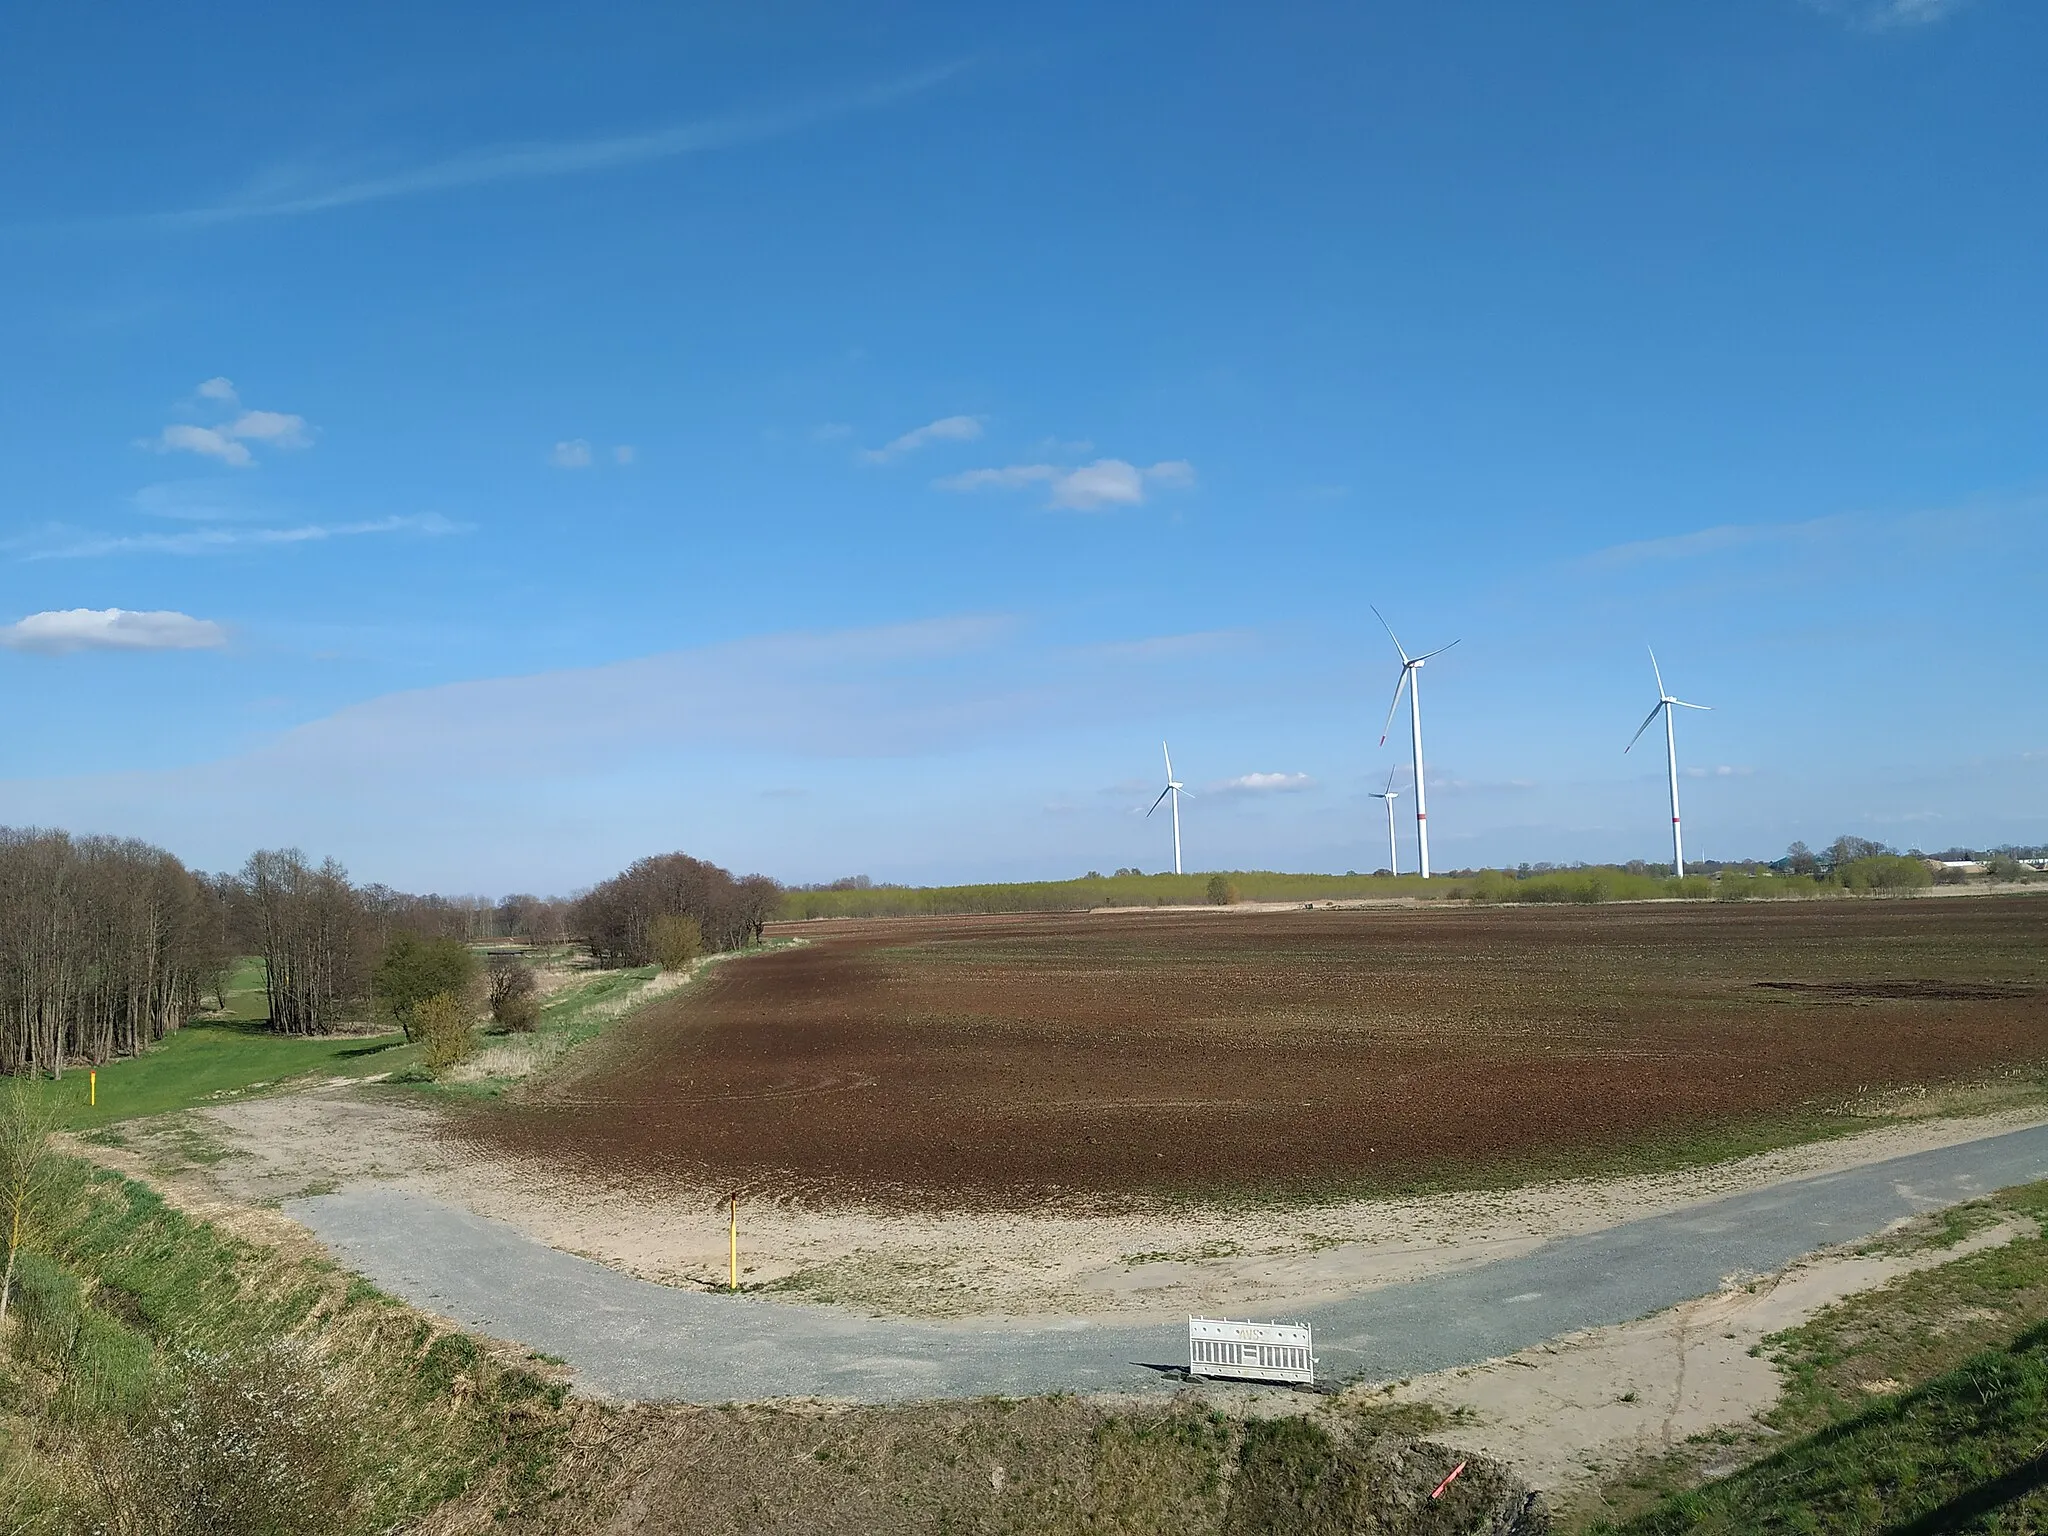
[1377, 670, 1411, 746]
[1648, 646, 1666, 700]
[1384, 767, 1398, 794]
[1412, 638, 1461, 662]
[1625, 700, 1664, 753]
[1370, 604, 1411, 664]
[1146, 785, 1172, 816]
[1162, 741, 1173, 780]
[1672, 700, 1712, 711]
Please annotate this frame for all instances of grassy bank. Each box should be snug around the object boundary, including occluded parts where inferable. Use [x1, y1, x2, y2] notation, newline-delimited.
[0, 1157, 575, 1533]
[1576, 1180, 2048, 1532]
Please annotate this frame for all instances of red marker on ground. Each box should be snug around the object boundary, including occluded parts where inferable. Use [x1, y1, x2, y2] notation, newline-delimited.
[1430, 1460, 1467, 1499]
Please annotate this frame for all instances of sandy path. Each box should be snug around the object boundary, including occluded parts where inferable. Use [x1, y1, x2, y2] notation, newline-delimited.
[172, 1088, 2048, 1322]
[281, 1122, 2048, 1403]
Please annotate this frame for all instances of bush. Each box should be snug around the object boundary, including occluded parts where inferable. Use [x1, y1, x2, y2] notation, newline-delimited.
[647, 913, 704, 972]
[1204, 875, 1240, 906]
[1838, 854, 1935, 893]
[486, 956, 541, 1032]
[91, 1342, 362, 1536]
[372, 934, 479, 1040]
[411, 992, 476, 1074]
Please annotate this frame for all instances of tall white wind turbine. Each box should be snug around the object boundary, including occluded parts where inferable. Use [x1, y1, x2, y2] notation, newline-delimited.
[1625, 649, 1712, 877]
[1368, 769, 1401, 876]
[1146, 741, 1190, 876]
[1373, 607, 1459, 879]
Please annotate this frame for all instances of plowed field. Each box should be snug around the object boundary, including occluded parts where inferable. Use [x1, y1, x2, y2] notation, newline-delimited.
[466, 897, 2048, 1205]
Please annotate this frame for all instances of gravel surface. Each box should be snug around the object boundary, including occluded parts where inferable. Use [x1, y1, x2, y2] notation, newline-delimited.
[290, 1120, 2048, 1403]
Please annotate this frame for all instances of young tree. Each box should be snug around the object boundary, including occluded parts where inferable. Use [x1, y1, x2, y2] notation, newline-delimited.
[0, 1077, 61, 1329]
[486, 955, 540, 1031]
[372, 934, 480, 1040]
[647, 913, 703, 971]
[412, 993, 476, 1073]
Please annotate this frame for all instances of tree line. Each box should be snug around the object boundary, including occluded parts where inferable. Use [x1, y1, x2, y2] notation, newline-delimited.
[570, 852, 780, 967]
[3, 826, 782, 1075]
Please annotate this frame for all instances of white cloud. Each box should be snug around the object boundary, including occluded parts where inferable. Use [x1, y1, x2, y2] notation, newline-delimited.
[142, 385, 313, 467]
[1683, 765, 1757, 779]
[228, 409, 311, 448]
[859, 414, 984, 464]
[550, 439, 593, 469]
[0, 608, 226, 654]
[147, 423, 254, 467]
[612, 445, 635, 466]
[936, 458, 1196, 512]
[1211, 772, 1314, 795]
[811, 423, 854, 443]
[29, 513, 468, 560]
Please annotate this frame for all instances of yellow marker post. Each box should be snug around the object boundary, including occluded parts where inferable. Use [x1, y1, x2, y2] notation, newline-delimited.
[728, 1192, 739, 1292]
[89, 1070, 96, 1108]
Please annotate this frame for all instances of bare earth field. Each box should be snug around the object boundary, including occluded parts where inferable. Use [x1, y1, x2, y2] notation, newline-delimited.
[464, 897, 2048, 1206]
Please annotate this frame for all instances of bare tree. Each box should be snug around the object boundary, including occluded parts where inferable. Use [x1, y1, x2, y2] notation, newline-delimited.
[239, 850, 374, 1035]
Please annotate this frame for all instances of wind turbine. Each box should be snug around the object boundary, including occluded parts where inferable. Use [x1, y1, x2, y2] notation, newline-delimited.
[1625, 648, 1712, 877]
[1373, 607, 1459, 879]
[1146, 742, 1190, 876]
[1368, 769, 1401, 876]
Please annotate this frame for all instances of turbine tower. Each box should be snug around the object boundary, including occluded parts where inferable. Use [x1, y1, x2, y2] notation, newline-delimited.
[1625, 648, 1712, 877]
[1373, 607, 1459, 879]
[1368, 769, 1401, 876]
[1146, 741, 1190, 875]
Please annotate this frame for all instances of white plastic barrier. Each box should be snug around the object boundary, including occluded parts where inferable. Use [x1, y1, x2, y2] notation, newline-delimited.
[1187, 1317, 1316, 1386]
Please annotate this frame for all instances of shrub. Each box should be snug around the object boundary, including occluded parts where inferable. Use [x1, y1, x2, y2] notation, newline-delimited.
[412, 992, 476, 1074]
[647, 913, 704, 972]
[372, 934, 480, 1040]
[486, 956, 541, 1032]
[1839, 854, 1934, 893]
[1204, 875, 1240, 906]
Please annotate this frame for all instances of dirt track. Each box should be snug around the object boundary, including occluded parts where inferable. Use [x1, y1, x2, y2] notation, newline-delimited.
[462, 898, 2048, 1204]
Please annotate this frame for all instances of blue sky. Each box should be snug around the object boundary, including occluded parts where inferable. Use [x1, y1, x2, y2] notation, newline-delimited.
[1, 0, 2042, 892]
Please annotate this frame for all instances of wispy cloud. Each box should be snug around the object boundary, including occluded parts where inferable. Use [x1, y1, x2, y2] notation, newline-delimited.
[1, 608, 226, 654]
[937, 457, 1196, 511]
[1210, 772, 1314, 795]
[859, 414, 984, 464]
[550, 439, 593, 469]
[1683, 765, 1757, 779]
[1578, 515, 1847, 570]
[1803, 0, 1970, 30]
[26, 513, 467, 560]
[139, 63, 967, 229]
[138, 379, 313, 468]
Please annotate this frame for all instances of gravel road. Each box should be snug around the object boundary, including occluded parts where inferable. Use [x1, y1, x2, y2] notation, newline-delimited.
[290, 1121, 2048, 1403]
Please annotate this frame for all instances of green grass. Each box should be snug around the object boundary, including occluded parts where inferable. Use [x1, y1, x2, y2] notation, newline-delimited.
[1, 1158, 575, 1532]
[212, 953, 272, 1023]
[779, 866, 1838, 919]
[27, 1020, 410, 1131]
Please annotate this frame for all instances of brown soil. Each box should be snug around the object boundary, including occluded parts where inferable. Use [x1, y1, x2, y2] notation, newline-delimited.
[461, 898, 2048, 1206]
